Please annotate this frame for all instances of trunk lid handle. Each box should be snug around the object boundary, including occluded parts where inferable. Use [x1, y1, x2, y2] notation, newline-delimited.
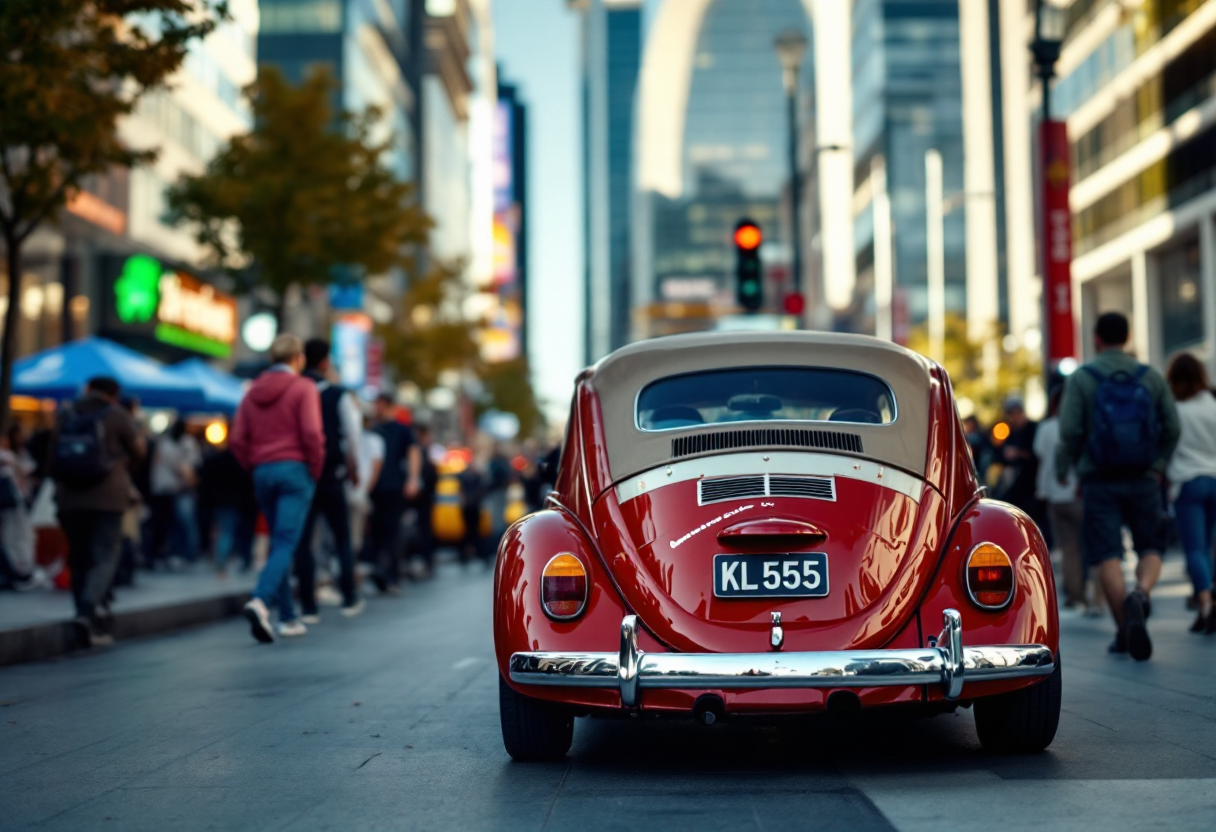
[716, 518, 828, 551]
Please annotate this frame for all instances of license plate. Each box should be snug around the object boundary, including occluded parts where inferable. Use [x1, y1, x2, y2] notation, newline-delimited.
[713, 553, 829, 599]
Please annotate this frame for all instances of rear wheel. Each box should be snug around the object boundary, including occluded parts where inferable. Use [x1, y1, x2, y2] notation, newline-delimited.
[974, 659, 1062, 753]
[499, 675, 574, 761]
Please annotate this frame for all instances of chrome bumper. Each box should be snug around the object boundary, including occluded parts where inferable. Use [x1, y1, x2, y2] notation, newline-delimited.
[509, 610, 1055, 707]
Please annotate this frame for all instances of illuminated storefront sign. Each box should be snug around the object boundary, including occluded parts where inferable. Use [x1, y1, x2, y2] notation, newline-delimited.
[332, 313, 372, 389]
[486, 100, 522, 362]
[108, 254, 238, 357]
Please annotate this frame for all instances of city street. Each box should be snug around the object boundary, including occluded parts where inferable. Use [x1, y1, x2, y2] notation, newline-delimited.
[3, 561, 1215, 832]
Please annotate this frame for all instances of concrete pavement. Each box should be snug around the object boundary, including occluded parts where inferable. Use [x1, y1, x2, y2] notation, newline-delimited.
[0, 566, 255, 666]
[2, 560, 1215, 831]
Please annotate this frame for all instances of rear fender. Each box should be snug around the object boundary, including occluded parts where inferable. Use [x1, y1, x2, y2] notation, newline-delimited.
[494, 508, 648, 708]
[919, 499, 1059, 700]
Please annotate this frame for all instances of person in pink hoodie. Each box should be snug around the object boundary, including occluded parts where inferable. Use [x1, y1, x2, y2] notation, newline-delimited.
[230, 334, 325, 643]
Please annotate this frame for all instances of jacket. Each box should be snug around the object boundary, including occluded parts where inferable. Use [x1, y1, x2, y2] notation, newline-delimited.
[52, 393, 145, 513]
[1056, 348, 1180, 481]
[229, 366, 325, 480]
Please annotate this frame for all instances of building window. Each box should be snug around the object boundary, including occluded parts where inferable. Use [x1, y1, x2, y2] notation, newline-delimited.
[1074, 120, 1216, 255]
[1072, 26, 1216, 181]
[1159, 238, 1204, 354]
[259, 0, 342, 34]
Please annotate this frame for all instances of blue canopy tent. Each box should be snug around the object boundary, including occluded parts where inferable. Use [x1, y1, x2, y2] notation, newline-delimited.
[163, 358, 245, 414]
[11, 337, 208, 410]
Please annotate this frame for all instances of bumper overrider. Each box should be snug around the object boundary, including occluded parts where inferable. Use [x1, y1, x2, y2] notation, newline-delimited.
[509, 610, 1055, 707]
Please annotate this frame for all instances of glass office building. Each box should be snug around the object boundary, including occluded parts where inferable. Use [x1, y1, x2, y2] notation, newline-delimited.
[573, 0, 642, 364]
[258, 0, 414, 181]
[850, 0, 965, 334]
[634, 0, 813, 343]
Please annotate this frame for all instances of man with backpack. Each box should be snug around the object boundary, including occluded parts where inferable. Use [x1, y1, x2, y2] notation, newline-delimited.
[50, 376, 146, 647]
[1058, 312, 1180, 660]
[293, 338, 365, 620]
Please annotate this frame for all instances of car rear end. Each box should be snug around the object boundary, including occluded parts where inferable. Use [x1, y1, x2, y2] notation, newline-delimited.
[497, 331, 1059, 758]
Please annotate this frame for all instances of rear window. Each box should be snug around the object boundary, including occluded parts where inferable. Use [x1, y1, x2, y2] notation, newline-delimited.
[636, 367, 896, 431]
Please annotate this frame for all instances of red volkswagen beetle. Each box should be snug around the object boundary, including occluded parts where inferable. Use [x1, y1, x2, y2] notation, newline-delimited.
[494, 331, 1060, 760]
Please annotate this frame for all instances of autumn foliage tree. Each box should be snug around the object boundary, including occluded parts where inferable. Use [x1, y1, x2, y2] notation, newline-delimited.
[379, 264, 544, 438]
[907, 314, 1041, 424]
[0, 0, 223, 434]
[379, 260, 481, 391]
[166, 65, 429, 320]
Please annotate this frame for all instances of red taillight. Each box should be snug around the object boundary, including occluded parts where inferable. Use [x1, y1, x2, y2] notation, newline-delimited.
[541, 554, 588, 620]
[966, 543, 1015, 609]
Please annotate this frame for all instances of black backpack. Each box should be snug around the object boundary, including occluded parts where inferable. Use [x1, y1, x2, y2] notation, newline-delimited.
[318, 383, 348, 480]
[1083, 365, 1161, 475]
[53, 405, 116, 487]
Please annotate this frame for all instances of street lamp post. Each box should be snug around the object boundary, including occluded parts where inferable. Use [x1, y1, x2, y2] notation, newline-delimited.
[1031, 0, 1073, 385]
[1031, 1, 1065, 125]
[775, 29, 808, 322]
[925, 149, 946, 364]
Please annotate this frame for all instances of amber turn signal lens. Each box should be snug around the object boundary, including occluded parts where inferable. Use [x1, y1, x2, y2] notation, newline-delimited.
[966, 543, 1014, 609]
[541, 554, 588, 620]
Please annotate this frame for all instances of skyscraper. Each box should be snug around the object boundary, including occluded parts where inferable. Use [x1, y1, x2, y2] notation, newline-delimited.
[632, 0, 812, 341]
[571, 0, 642, 365]
[258, 0, 415, 181]
[849, 0, 967, 339]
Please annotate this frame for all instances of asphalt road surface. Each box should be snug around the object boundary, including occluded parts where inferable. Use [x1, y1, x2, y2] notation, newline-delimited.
[3, 561, 1215, 832]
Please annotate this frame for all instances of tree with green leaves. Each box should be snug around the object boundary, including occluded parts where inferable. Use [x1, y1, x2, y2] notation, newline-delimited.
[165, 65, 431, 322]
[0, 0, 224, 434]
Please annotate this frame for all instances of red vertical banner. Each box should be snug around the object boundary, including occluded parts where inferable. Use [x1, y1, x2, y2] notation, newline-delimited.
[1040, 120, 1075, 364]
[365, 337, 384, 392]
[892, 286, 910, 346]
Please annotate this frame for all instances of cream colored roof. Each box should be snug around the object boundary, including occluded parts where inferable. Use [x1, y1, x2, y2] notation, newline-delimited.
[588, 331, 934, 483]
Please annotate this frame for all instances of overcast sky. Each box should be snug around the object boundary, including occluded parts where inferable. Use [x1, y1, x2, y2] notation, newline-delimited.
[493, 3, 584, 424]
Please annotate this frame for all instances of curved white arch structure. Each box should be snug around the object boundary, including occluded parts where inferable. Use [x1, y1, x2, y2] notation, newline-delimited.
[634, 0, 855, 311]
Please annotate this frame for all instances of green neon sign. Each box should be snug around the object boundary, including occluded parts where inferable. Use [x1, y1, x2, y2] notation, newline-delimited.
[114, 254, 162, 324]
[113, 254, 234, 358]
[155, 323, 232, 358]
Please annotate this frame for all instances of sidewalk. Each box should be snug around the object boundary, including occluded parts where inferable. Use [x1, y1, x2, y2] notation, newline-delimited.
[0, 565, 255, 666]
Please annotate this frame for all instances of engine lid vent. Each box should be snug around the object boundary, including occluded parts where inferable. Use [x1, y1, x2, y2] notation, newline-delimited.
[769, 475, 836, 500]
[698, 474, 837, 506]
[672, 428, 863, 459]
[698, 476, 766, 504]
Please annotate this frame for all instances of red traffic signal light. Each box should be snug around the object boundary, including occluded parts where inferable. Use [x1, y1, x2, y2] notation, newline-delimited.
[734, 223, 762, 251]
[783, 293, 805, 316]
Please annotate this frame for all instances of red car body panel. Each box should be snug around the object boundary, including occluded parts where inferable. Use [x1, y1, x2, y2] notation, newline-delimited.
[494, 356, 1059, 714]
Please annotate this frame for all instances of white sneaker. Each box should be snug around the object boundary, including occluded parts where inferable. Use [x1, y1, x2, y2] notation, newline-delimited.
[243, 599, 275, 644]
[316, 585, 343, 607]
[301, 614, 321, 625]
[276, 620, 308, 637]
[340, 598, 366, 618]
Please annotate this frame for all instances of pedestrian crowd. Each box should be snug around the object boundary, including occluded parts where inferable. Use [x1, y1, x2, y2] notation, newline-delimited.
[967, 311, 1216, 661]
[0, 333, 554, 648]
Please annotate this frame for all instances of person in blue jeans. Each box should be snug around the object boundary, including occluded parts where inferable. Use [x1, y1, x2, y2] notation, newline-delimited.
[1166, 352, 1216, 634]
[250, 462, 316, 628]
[229, 335, 326, 643]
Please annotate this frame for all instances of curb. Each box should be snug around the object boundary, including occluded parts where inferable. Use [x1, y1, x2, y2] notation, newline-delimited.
[0, 590, 251, 667]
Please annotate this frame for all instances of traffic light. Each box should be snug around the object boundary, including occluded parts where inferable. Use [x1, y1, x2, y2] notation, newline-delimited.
[734, 218, 763, 312]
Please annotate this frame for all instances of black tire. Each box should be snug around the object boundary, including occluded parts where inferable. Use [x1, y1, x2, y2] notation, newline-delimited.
[499, 675, 574, 761]
[974, 659, 1062, 754]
